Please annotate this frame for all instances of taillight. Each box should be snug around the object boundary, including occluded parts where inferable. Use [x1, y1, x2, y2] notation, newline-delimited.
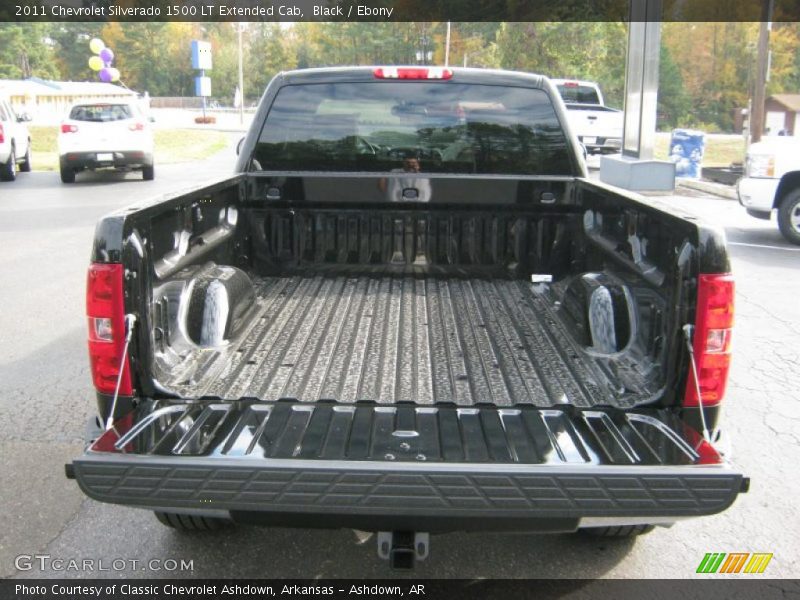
[129, 122, 145, 131]
[61, 123, 78, 134]
[373, 67, 453, 80]
[684, 273, 734, 407]
[0, 123, 4, 143]
[563, 81, 579, 87]
[86, 263, 132, 395]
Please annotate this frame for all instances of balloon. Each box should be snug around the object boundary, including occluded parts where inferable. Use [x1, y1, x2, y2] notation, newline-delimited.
[89, 38, 105, 54]
[108, 68, 121, 82]
[99, 47, 114, 64]
[99, 68, 113, 83]
[88, 56, 104, 72]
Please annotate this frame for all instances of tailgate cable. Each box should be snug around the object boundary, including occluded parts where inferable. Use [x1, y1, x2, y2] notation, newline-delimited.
[682, 324, 712, 443]
[106, 314, 137, 431]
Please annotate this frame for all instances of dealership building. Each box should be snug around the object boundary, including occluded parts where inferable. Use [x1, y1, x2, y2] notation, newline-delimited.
[0, 78, 137, 123]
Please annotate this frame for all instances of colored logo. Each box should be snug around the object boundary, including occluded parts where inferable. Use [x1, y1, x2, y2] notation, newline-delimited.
[697, 553, 773, 574]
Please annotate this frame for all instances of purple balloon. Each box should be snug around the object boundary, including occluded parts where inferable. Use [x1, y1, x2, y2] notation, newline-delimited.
[99, 68, 113, 83]
[99, 47, 114, 64]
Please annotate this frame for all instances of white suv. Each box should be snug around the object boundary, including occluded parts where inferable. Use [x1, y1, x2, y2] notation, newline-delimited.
[58, 101, 154, 183]
[0, 96, 32, 182]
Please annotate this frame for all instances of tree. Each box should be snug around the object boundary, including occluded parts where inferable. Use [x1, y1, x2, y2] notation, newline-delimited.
[244, 24, 295, 104]
[47, 23, 105, 81]
[657, 43, 691, 129]
[0, 24, 59, 80]
[495, 22, 626, 106]
[100, 22, 196, 96]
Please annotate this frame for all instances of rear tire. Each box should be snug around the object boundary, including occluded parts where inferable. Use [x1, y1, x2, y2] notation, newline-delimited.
[579, 524, 656, 538]
[60, 163, 75, 184]
[154, 511, 231, 532]
[142, 164, 155, 181]
[777, 189, 800, 245]
[19, 144, 31, 172]
[1, 147, 16, 181]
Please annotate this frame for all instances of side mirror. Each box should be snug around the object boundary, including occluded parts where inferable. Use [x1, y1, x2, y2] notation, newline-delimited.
[17, 113, 31, 123]
[149, 116, 156, 123]
[236, 137, 245, 156]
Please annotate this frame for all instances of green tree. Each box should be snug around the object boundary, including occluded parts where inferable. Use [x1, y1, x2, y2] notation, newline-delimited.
[0, 24, 59, 80]
[657, 43, 691, 129]
[47, 23, 105, 81]
[244, 24, 295, 104]
[495, 22, 627, 107]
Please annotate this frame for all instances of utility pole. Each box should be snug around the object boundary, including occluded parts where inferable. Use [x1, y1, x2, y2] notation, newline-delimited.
[751, 0, 774, 143]
[445, 22, 451, 67]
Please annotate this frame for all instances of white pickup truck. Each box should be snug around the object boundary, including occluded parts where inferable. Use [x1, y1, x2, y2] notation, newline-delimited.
[552, 79, 623, 155]
[737, 136, 800, 245]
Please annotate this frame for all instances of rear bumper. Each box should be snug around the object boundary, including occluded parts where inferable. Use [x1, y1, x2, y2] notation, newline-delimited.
[61, 151, 153, 170]
[72, 455, 745, 530]
[69, 401, 746, 531]
[579, 136, 622, 154]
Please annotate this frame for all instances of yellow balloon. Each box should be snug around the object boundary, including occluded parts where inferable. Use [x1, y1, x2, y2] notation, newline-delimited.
[109, 68, 120, 82]
[89, 38, 105, 54]
[88, 56, 104, 72]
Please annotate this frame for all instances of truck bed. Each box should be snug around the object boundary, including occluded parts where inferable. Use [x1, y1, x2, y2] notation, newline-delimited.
[163, 274, 654, 408]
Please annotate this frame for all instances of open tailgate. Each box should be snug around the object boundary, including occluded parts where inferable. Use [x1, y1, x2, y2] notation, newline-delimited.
[69, 401, 746, 529]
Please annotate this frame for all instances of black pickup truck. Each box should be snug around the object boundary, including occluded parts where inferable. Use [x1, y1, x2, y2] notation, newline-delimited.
[68, 67, 746, 569]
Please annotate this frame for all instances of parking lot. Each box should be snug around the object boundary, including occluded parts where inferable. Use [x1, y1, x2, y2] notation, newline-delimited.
[1, 141, 798, 581]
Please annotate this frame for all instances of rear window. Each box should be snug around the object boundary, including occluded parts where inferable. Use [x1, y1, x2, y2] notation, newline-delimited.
[556, 84, 601, 105]
[69, 104, 133, 122]
[252, 82, 573, 176]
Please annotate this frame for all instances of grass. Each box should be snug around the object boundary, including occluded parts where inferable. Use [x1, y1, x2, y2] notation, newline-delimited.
[27, 126, 228, 171]
[654, 132, 745, 167]
[153, 129, 228, 164]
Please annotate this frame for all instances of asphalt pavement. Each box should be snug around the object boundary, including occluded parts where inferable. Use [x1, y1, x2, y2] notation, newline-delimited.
[1, 147, 798, 580]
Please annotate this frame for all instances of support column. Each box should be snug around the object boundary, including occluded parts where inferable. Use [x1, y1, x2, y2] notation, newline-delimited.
[600, 0, 676, 191]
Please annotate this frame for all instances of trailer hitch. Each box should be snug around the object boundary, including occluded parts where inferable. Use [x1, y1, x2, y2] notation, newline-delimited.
[377, 531, 430, 570]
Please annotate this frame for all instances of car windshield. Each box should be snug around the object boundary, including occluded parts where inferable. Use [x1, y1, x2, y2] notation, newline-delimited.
[252, 82, 574, 176]
[556, 84, 601, 105]
[69, 104, 133, 122]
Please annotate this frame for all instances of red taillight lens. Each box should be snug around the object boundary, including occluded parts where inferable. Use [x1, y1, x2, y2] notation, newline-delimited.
[61, 123, 78, 134]
[684, 273, 734, 407]
[129, 122, 145, 131]
[563, 81, 579, 87]
[373, 67, 453, 80]
[0, 123, 4, 143]
[86, 263, 132, 395]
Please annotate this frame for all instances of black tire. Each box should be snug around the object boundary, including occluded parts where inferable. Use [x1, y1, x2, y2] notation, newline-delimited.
[0, 147, 16, 181]
[777, 189, 800, 246]
[60, 163, 75, 184]
[154, 511, 231, 532]
[19, 143, 31, 172]
[579, 524, 656, 538]
[142, 164, 155, 181]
